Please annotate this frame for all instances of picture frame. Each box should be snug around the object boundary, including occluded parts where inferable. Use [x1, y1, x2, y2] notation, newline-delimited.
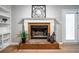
[32, 5, 46, 18]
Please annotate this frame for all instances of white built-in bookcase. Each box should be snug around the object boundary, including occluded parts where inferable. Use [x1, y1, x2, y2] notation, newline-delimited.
[0, 5, 11, 50]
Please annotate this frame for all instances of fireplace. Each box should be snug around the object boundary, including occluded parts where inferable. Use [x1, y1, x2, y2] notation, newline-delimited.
[31, 25, 48, 39]
[28, 23, 50, 39]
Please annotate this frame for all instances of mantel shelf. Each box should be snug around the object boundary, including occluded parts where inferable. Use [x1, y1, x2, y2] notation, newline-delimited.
[18, 18, 58, 24]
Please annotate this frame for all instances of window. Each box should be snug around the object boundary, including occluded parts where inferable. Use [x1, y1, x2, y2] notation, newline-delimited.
[66, 14, 75, 40]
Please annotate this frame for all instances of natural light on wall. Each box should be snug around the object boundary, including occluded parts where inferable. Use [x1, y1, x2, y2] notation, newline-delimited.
[66, 14, 75, 40]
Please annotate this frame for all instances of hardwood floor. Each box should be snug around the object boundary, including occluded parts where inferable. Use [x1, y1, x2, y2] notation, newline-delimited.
[0, 44, 79, 53]
[0, 40, 79, 53]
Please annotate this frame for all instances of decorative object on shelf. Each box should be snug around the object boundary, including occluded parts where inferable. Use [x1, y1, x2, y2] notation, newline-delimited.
[18, 31, 28, 43]
[32, 5, 46, 18]
[2, 18, 7, 23]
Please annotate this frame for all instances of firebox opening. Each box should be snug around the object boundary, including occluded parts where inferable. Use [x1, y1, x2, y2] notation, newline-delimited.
[31, 25, 48, 39]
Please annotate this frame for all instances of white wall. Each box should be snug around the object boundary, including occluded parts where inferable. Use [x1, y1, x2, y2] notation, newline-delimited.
[11, 5, 79, 43]
[11, 5, 31, 42]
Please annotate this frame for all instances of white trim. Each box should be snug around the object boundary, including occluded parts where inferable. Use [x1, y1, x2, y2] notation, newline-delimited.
[0, 47, 6, 51]
[59, 42, 63, 44]
[11, 42, 19, 45]
[19, 18, 60, 24]
[62, 9, 78, 43]
[62, 42, 79, 44]
[0, 43, 11, 51]
[58, 41, 79, 45]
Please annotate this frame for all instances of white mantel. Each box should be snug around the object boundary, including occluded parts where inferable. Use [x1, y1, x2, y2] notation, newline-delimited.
[19, 18, 59, 24]
[19, 18, 59, 35]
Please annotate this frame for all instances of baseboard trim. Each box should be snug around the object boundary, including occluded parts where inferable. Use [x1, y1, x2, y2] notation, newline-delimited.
[61, 42, 79, 44]
[59, 42, 63, 44]
[11, 42, 19, 45]
[0, 43, 11, 51]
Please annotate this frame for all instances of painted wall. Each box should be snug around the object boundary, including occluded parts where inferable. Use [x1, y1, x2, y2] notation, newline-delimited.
[11, 5, 31, 43]
[11, 5, 79, 43]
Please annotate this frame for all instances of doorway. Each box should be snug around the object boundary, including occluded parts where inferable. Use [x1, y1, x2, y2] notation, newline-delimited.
[62, 9, 78, 43]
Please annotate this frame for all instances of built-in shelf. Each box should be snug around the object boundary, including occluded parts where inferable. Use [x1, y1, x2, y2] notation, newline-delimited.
[0, 32, 10, 35]
[0, 6, 10, 13]
[0, 5, 11, 51]
[0, 13, 10, 18]
[0, 22, 10, 25]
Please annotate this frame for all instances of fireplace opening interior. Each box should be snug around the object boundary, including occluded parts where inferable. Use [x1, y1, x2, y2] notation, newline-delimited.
[31, 25, 48, 39]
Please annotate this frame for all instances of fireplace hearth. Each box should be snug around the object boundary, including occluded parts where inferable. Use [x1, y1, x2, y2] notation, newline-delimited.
[31, 25, 48, 39]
